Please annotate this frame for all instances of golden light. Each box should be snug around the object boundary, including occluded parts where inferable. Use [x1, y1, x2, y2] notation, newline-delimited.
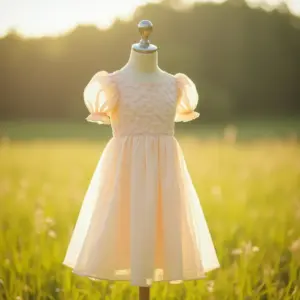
[246, 0, 298, 13]
[287, 0, 300, 15]
[0, 0, 299, 38]
[0, 0, 153, 38]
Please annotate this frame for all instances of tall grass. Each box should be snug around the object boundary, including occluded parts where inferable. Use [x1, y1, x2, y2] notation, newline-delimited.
[0, 131, 299, 299]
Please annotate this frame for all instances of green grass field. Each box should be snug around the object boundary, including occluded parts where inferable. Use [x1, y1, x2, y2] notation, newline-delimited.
[0, 121, 300, 299]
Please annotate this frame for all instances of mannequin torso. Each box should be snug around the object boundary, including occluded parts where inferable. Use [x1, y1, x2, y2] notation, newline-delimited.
[118, 49, 171, 83]
[118, 48, 171, 300]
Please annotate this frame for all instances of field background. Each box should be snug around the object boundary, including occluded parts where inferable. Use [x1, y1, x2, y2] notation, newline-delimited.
[1, 0, 300, 297]
[0, 120, 299, 299]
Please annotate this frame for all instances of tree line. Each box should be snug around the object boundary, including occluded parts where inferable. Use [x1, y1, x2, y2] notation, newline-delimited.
[1, 0, 300, 122]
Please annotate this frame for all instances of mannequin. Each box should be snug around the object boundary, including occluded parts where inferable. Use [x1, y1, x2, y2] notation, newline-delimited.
[64, 19, 220, 299]
[120, 49, 165, 81]
[122, 20, 160, 300]
[119, 20, 166, 87]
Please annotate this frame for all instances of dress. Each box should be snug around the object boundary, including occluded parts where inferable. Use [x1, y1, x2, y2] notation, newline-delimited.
[63, 69, 220, 287]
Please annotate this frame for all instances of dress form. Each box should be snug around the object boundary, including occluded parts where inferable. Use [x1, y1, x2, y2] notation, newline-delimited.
[119, 20, 166, 84]
[121, 49, 164, 80]
[124, 20, 158, 300]
[64, 19, 219, 297]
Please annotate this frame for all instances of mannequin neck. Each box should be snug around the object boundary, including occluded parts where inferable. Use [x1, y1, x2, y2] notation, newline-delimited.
[124, 49, 159, 73]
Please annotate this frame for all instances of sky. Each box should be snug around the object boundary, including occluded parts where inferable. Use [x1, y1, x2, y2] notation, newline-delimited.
[0, 0, 299, 38]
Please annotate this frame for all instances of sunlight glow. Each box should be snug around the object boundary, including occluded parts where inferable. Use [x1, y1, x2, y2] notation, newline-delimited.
[246, 0, 300, 14]
[0, 0, 152, 38]
[287, 0, 300, 15]
[0, 0, 299, 38]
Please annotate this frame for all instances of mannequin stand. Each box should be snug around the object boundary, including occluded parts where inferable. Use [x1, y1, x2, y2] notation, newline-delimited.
[130, 21, 156, 300]
[139, 287, 150, 300]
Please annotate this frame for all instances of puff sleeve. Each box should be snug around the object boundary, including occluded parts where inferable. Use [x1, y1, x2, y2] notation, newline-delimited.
[174, 73, 200, 122]
[83, 71, 118, 125]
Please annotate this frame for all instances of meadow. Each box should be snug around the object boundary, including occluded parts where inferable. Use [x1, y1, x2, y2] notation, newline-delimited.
[0, 120, 299, 299]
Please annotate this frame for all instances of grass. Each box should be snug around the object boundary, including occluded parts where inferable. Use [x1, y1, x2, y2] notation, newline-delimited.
[0, 121, 300, 299]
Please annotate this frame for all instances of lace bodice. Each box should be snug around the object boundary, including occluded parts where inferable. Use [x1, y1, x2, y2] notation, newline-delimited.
[83, 70, 199, 137]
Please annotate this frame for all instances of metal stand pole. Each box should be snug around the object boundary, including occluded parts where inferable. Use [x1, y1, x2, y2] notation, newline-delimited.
[139, 287, 150, 300]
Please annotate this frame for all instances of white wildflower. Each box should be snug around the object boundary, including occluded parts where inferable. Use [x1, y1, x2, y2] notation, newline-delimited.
[232, 241, 260, 256]
[207, 280, 215, 293]
[263, 264, 275, 277]
[290, 238, 300, 252]
[48, 230, 57, 239]
[232, 248, 243, 256]
[45, 217, 55, 226]
[242, 241, 260, 255]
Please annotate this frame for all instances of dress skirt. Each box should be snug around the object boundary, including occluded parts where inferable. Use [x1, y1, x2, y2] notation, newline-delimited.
[63, 135, 220, 286]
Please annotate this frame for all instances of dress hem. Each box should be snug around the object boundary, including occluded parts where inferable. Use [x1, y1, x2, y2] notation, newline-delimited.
[63, 261, 220, 287]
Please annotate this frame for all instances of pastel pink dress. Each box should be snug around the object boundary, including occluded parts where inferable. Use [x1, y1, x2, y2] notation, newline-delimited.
[63, 70, 220, 286]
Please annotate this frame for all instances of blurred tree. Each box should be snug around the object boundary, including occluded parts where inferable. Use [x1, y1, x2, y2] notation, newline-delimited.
[0, 0, 299, 122]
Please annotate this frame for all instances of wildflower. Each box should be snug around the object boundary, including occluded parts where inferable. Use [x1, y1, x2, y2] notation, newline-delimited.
[231, 248, 243, 256]
[290, 238, 300, 253]
[207, 280, 215, 293]
[243, 241, 260, 255]
[232, 241, 260, 256]
[48, 230, 57, 239]
[45, 217, 56, 227]
[263, 265, 275, 277]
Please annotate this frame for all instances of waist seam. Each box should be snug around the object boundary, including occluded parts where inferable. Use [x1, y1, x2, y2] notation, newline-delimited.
[113, 133, 174, 137]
